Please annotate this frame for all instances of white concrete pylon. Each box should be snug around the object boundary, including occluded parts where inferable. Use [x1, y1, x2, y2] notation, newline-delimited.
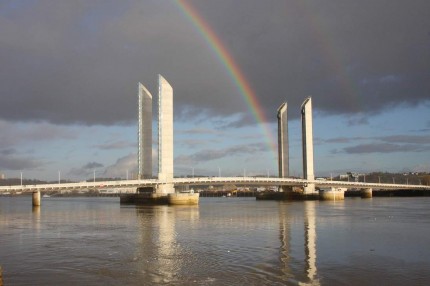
[301, 97, 316, 194]
[157, 75, 175, 193]
[277, 102, 289, 178]
[138, 82, 153, 179]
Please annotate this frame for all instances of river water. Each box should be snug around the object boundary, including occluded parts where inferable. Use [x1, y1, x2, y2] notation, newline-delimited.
[0, 196, 429, 285]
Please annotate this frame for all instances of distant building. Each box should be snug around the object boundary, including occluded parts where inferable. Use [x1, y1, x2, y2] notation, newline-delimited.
[0, 173, 5, 180]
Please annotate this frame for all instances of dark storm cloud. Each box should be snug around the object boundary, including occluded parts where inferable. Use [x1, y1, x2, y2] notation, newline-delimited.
[1, 0, 429, 126]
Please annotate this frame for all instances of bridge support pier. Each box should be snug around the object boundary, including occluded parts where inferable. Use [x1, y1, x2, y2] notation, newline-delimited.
[156, 183, 175, 194]
[361, 188, 373, 198]
[120, 192, 168, 205]
[121, 183, 199, 205]
[319, 188, 345, 201]
[302, 184, 319, 199]
[32, 191, 41, 207]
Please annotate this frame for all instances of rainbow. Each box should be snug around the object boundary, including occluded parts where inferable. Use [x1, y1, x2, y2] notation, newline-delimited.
[174, 0, 278, 161]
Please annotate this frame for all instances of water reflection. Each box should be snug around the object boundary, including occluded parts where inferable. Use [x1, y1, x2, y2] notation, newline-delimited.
[135, 205, 200, 284]
[302, 201, 319, 286]
[1, 197, 429, 284]
[279, 201, 320, 285]
[32, 205, 41, 233]
[279, 202, 292, 281]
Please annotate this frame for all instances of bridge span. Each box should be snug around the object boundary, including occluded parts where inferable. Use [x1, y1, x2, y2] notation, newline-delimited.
[1, 177, 429, 193]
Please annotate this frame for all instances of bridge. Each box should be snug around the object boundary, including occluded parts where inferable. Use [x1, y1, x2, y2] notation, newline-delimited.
[1, 177, 429, 194]
[2, 77, 429, 202]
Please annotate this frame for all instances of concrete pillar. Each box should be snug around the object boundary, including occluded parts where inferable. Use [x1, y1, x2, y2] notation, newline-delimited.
[361, 188, 373, 198]
[277, 102, 289, 178]
[138, 83, 153, 179]
[319, 189, 345, 201]
[156, 183, 175, 194]
[304, 184, 316, 194]
[301, 97, 317, 196]
[157, 75, 174, 194]
[32, 191, 41, 206]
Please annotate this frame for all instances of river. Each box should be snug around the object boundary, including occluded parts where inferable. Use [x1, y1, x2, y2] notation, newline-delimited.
[1, 196, 429, 285]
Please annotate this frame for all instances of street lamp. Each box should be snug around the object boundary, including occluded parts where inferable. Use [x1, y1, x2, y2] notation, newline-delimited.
[20, 171, 23, 186]
[58, 170, 61, 184]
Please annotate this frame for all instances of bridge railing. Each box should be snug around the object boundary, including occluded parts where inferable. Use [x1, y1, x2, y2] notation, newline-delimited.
[0, 179, 159, 193]
[1, 177, 429, 193]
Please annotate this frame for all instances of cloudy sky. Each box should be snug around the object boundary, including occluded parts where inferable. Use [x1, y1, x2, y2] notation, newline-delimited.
[0, 0, 429, 181]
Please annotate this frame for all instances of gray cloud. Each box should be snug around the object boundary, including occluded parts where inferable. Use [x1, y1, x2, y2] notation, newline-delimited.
[83, 162, 104, 169]
[323, 134, 430, 145]
[347, 116, 369, 126]
[178, 128, 225, 135]
[326, 134, 430, 154]
[0, 148, 16, 156]
[68, 161, 104, 178]
[0, 1, 429, 127]
[103, 154, 137, 178]
[178, 139, 218, 148]
[324, 137, 355, 144]
[0, 120, 77, 148]
[94, 140, 135, 150]
[175, 142, 266, 165]
[379, 135, 430, 144]
[343, 143, 430, 154]
[0, 155, 43, 170]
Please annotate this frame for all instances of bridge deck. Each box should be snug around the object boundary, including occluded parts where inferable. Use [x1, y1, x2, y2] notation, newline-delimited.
[0, 177, 429, 193]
